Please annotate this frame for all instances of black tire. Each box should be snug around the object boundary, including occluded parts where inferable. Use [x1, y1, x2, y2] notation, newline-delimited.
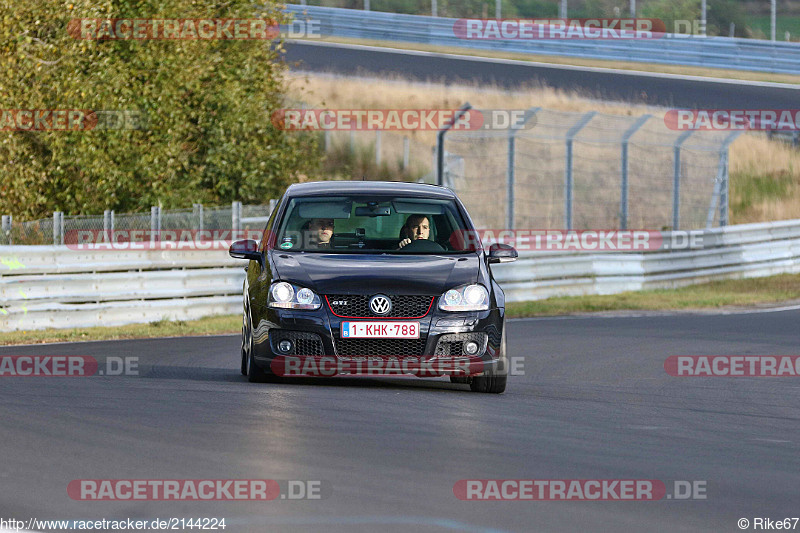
[470, 334, 507, 394]
[240, 311, 248, 376]
[243, 307, 269, 383]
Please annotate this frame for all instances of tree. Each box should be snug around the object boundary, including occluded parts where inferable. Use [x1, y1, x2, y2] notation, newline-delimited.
[0, 0, 318, 219]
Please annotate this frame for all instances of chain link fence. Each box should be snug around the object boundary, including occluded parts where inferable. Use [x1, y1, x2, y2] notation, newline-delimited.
[1, 106, 744, 244]
[0, 202, 276, 245]
[437, 106, 741, 230]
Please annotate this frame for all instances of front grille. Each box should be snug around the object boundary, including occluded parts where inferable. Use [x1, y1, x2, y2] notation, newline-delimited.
[270, 331, 324, 356]
[434, 332, 488, 357]
[326, 295, 433, 318]
[335, 338, 428, 358]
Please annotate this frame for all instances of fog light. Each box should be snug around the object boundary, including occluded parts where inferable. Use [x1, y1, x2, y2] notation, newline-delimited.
[464, 341, 479, 355]
[278, 340, 293, 353]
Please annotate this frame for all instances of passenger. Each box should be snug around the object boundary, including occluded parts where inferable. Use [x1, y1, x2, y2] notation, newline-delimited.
[302, 218, 334, 249]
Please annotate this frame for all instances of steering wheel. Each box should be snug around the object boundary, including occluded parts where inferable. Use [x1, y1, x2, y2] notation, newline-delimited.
[398, 238, 445, 252]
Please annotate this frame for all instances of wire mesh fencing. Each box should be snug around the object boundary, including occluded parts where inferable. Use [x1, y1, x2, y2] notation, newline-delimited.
[1, 106, 744, 244]
[0, 203, 276, 246]
[439, 107, 741, 230]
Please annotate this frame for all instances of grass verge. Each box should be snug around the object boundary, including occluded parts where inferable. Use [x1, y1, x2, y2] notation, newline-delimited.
[507, 273, 800, 317]
[2, 274, 800, 345]
[0, 315, 241, 346]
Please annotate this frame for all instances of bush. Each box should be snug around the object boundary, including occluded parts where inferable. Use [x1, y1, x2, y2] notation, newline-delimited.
[0, 0, 319, 219]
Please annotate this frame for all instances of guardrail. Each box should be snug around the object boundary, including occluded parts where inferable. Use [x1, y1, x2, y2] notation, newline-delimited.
[2, 219, 800, 331]
[285, 4, 800, 75]
[0, 246, 244, 331]
[494, 219, 800, 301]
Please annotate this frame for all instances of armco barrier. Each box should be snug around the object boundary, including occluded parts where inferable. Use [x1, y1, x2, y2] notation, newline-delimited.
[0, 246, 243, 331]
[285, 4, 800, 75]
[2, 220, 800, 331]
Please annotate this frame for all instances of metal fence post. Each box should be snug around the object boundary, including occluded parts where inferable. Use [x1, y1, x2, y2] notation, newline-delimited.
[350, 130, 355, 154]
[53, 211, 64, 245]
[719, 132, 740, 227]
[193, 203, 204, 231]
[375, 130, 381, 166]
[672, 131, 694, 230]
[2, 214, 11, 245]
[232, 201, 242, 233]
[564, 111, 597, 229]
[402, 137, 409, 170]
[506, 107, 541, 230]
[720, 152, 730, 227]
[705, 133, 740, 228]
[437, 102, 471, 186]
[619, 114, 651, 230]
[706, 159, 726, 229]
[103, 209, 111, 241]
[150, 206, 161, 244]
[324, 130, 331, 152]
[431, 0, 437, 17]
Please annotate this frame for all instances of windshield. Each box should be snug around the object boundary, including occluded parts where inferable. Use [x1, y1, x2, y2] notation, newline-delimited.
[272, 195, 476, 254]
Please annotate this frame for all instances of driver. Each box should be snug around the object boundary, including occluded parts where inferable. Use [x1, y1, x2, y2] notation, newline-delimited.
[302, 218, 334, 249]
[398, 214, 430, 249]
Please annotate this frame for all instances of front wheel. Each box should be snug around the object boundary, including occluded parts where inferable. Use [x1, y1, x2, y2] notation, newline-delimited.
[240, 311, 248, 376]
[470, 333, 507, 394]
[243, 306, 269, 383]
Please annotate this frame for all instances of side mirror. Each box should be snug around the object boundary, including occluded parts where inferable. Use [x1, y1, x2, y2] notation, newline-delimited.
[229, 239, 261, 261]
[488, 243, 518, 264]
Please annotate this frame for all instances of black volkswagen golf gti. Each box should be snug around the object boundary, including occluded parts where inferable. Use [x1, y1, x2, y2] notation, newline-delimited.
[229, 181, 518, 393]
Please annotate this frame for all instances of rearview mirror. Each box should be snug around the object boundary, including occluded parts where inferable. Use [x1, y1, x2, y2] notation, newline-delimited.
[229, 239, 261, 261]
[488, 243, 518, 263]
[354, 205, 391, 217]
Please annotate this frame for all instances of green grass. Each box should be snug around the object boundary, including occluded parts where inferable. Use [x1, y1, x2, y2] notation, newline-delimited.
[2, 274, 800, 345]
[0, 314, 241, 346]
[731, 170, 795, 216]
[507, 273, 800, 317]
[748, 15, 800, 41]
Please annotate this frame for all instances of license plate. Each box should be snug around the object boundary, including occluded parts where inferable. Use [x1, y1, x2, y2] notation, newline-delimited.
[341, 321, 420, 339]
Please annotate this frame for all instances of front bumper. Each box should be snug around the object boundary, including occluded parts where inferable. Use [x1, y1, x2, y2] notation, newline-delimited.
[251, 304, 505, 377]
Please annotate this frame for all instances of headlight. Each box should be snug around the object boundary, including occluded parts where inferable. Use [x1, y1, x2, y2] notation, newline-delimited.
[269, 282, 321, 310]
[438, 284, 489, 312]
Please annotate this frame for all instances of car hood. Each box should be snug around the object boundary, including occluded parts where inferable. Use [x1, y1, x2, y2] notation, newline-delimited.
[271, 252, 480, 294]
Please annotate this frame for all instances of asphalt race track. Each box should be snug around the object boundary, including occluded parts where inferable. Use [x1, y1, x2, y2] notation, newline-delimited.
[284, 41, 800, 109]
[2, 309, 799, 532]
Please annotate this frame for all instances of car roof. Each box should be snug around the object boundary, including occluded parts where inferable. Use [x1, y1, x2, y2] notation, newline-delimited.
[285, 181, 457, 199]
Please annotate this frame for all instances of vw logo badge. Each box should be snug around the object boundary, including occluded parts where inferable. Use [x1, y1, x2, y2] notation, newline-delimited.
[369, 295, 392, 316]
